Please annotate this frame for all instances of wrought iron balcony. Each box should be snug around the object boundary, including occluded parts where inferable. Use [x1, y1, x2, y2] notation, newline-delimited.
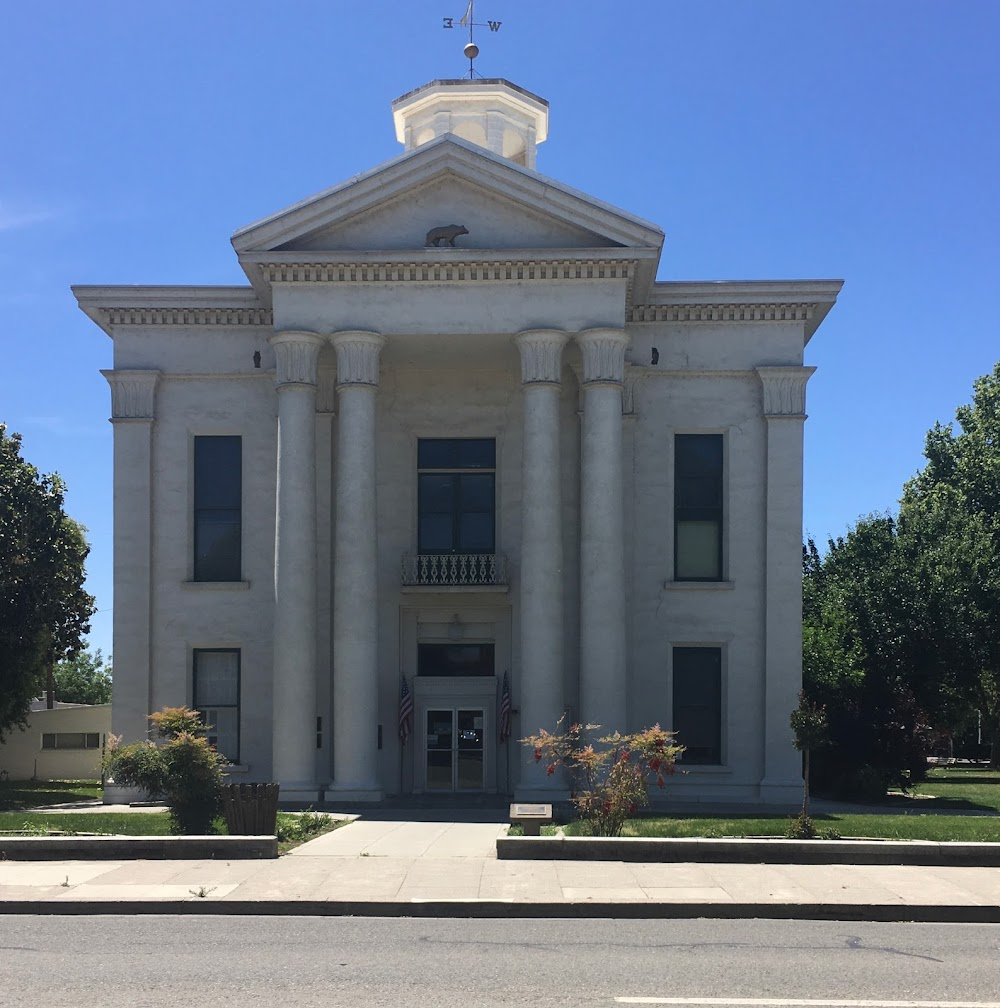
[401, 553, 508, 587]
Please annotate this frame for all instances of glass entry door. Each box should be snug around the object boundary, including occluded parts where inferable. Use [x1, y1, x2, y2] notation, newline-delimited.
[425, 708, 485, 791]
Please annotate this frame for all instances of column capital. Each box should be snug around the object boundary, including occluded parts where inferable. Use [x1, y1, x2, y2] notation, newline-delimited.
[514, 328, 569, 385]
[101, 369, 160, 420]
[268, 330, 325, 387]
[331, 330, 386, 388]
[756, 365, 817, 418]
[575, 327, 629, 385]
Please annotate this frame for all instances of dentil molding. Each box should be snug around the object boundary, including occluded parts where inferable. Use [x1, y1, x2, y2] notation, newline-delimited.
[756, 365, 816, 417]
[331, 330, 386, 387]
[101, 369, 160, 420]
[268, 331, 325, 386]
[257, 259, 634, 285]
[514, 329, 569, 385]
[628, 303, 815, 324]
[576, 328, 629, 385]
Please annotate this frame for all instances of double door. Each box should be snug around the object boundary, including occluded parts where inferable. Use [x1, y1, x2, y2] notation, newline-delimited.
[425, 707, 486, 791]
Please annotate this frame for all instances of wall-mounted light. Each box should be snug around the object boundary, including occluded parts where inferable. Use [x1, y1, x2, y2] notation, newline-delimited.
[448, 613, 464, 641]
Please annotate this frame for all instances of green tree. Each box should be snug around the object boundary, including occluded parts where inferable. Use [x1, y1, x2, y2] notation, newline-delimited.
[802, 520, 931, 797]
[899, 363, 1000, 765]
[0, 425, 95, 741]
[53, 648, 112, 705]
[803, 363, 1000, 786]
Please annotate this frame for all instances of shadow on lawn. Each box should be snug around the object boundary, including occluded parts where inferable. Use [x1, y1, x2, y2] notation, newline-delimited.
[0, 780, 102, 812]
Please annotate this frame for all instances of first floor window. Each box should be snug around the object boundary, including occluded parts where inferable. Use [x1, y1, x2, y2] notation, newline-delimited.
[418, 643, 495, 677]
[41, 732, 101, 750]
[193, 649, 240, 762]
[672, 646, 722, 764]
[674, 433, 723, 580]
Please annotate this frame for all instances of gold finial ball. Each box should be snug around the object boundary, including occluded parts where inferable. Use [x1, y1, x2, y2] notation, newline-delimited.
[464, 41, 479, 60]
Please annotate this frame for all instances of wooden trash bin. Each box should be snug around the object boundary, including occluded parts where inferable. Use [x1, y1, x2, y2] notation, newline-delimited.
[223, 782, 280, 836]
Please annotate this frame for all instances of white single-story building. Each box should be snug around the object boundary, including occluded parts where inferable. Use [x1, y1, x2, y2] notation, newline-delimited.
[75, 76, 841, 804]
[0, 701, 111, 781]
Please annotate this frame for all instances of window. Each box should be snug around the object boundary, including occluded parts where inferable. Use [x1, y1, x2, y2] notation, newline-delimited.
[672, 646, 722, 764]
[194, 436, 242, 581]
[674, 433, 723, 581]
[418, 643, 495, 677]
[41, 732, 101, 750]
[193, 649, 240, 762]
[417, 439, 496, 555]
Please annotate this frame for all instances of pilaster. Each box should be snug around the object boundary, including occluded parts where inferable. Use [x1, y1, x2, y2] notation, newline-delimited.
[101, 370, 160, 784]
[756, 365, 815, 802]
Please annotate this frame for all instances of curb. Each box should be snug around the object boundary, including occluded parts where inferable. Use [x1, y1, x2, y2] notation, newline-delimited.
[1, 899, 999, 922]
[497, 836, 1000, 866]
[0, 836, 278, 861]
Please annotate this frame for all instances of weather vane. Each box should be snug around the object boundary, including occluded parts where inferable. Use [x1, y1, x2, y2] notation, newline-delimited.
[443, 1, 502, 79]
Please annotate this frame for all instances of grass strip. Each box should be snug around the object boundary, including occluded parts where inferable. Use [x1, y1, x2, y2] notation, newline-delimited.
[0, 811, 173, 836]
[0, 779, 103, 811]
[555, 813, 1000, 842]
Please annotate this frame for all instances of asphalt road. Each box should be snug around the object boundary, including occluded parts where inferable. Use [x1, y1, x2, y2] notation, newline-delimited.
[1, 916, 999, 1008]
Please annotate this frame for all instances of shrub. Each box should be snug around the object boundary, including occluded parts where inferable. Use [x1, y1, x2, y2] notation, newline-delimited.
[104, 706, 227, 834]
[521, 722, 684, 837]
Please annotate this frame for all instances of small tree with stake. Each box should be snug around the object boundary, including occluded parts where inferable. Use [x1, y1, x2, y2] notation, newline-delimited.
[104, 707, 226, 834]
[521, 722, 684, 837]
[788, 692, 829, 838]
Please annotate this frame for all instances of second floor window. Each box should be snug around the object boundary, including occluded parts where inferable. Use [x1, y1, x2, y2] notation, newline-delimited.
[674, 433, 723, 581]
[417, 438, 496, 555]
[194, 436, 242, 581]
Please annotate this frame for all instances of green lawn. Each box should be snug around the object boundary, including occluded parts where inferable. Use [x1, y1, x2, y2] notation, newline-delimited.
[0, 779, 103, 811]
[556, 813, 1000, 842]
[0, 809, 346, 848]
[0, 811, 172, 835]
[886, 767, 1000, 812]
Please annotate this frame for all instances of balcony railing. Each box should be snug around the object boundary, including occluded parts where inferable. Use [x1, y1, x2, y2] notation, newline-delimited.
[401, 553, 508, 587]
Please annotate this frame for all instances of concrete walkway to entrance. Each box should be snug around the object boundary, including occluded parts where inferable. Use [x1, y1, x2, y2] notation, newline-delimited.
[2, 811, 1000, 918]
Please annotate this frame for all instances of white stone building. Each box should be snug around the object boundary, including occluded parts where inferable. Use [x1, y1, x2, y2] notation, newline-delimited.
[75, 78, 841, 804]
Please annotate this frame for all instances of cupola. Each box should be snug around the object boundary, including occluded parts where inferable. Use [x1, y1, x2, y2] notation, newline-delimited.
[391, 78, 549, 169]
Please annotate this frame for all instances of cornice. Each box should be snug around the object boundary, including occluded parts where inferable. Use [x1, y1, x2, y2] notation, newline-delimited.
[632, 279, 843, 342]
[72, 286, 269, 336]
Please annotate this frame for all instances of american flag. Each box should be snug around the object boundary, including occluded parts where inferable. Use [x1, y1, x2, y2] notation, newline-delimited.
[498, 671, 512, 743]
[398, 675, 414, 745]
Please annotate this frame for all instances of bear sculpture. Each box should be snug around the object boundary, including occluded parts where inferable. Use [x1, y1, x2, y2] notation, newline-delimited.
[425, 224, 469, 247]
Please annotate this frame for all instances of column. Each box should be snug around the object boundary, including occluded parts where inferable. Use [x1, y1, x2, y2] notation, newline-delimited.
[268, 330, 325, 797]
[330, 329, 386, 801]
[101, 370, 159, 799]
[514, 329, 569, 799]
[576, 327, 630, 729]
[756, 365, 816, 803]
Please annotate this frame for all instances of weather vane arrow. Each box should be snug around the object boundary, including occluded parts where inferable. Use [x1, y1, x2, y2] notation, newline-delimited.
[443, 1, 502, 78]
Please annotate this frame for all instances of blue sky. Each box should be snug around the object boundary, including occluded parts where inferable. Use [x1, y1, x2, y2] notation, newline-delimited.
[3, 1, 998, 659]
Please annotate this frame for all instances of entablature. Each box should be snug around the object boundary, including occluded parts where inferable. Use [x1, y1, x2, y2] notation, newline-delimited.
[630, 279, 843, 342]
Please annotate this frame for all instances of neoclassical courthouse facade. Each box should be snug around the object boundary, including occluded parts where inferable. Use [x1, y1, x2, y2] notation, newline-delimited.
[76, 78, 841, 803]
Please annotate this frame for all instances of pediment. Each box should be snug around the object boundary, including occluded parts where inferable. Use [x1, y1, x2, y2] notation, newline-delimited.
[232, 134, 664, 258]
[277, 174, 616, 253]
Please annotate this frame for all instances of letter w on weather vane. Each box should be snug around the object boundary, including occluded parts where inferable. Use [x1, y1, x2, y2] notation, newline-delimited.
[442, 1, 502, 35]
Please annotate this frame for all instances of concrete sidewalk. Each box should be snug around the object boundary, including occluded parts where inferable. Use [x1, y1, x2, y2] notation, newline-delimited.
[2, 816, 1000, 919]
